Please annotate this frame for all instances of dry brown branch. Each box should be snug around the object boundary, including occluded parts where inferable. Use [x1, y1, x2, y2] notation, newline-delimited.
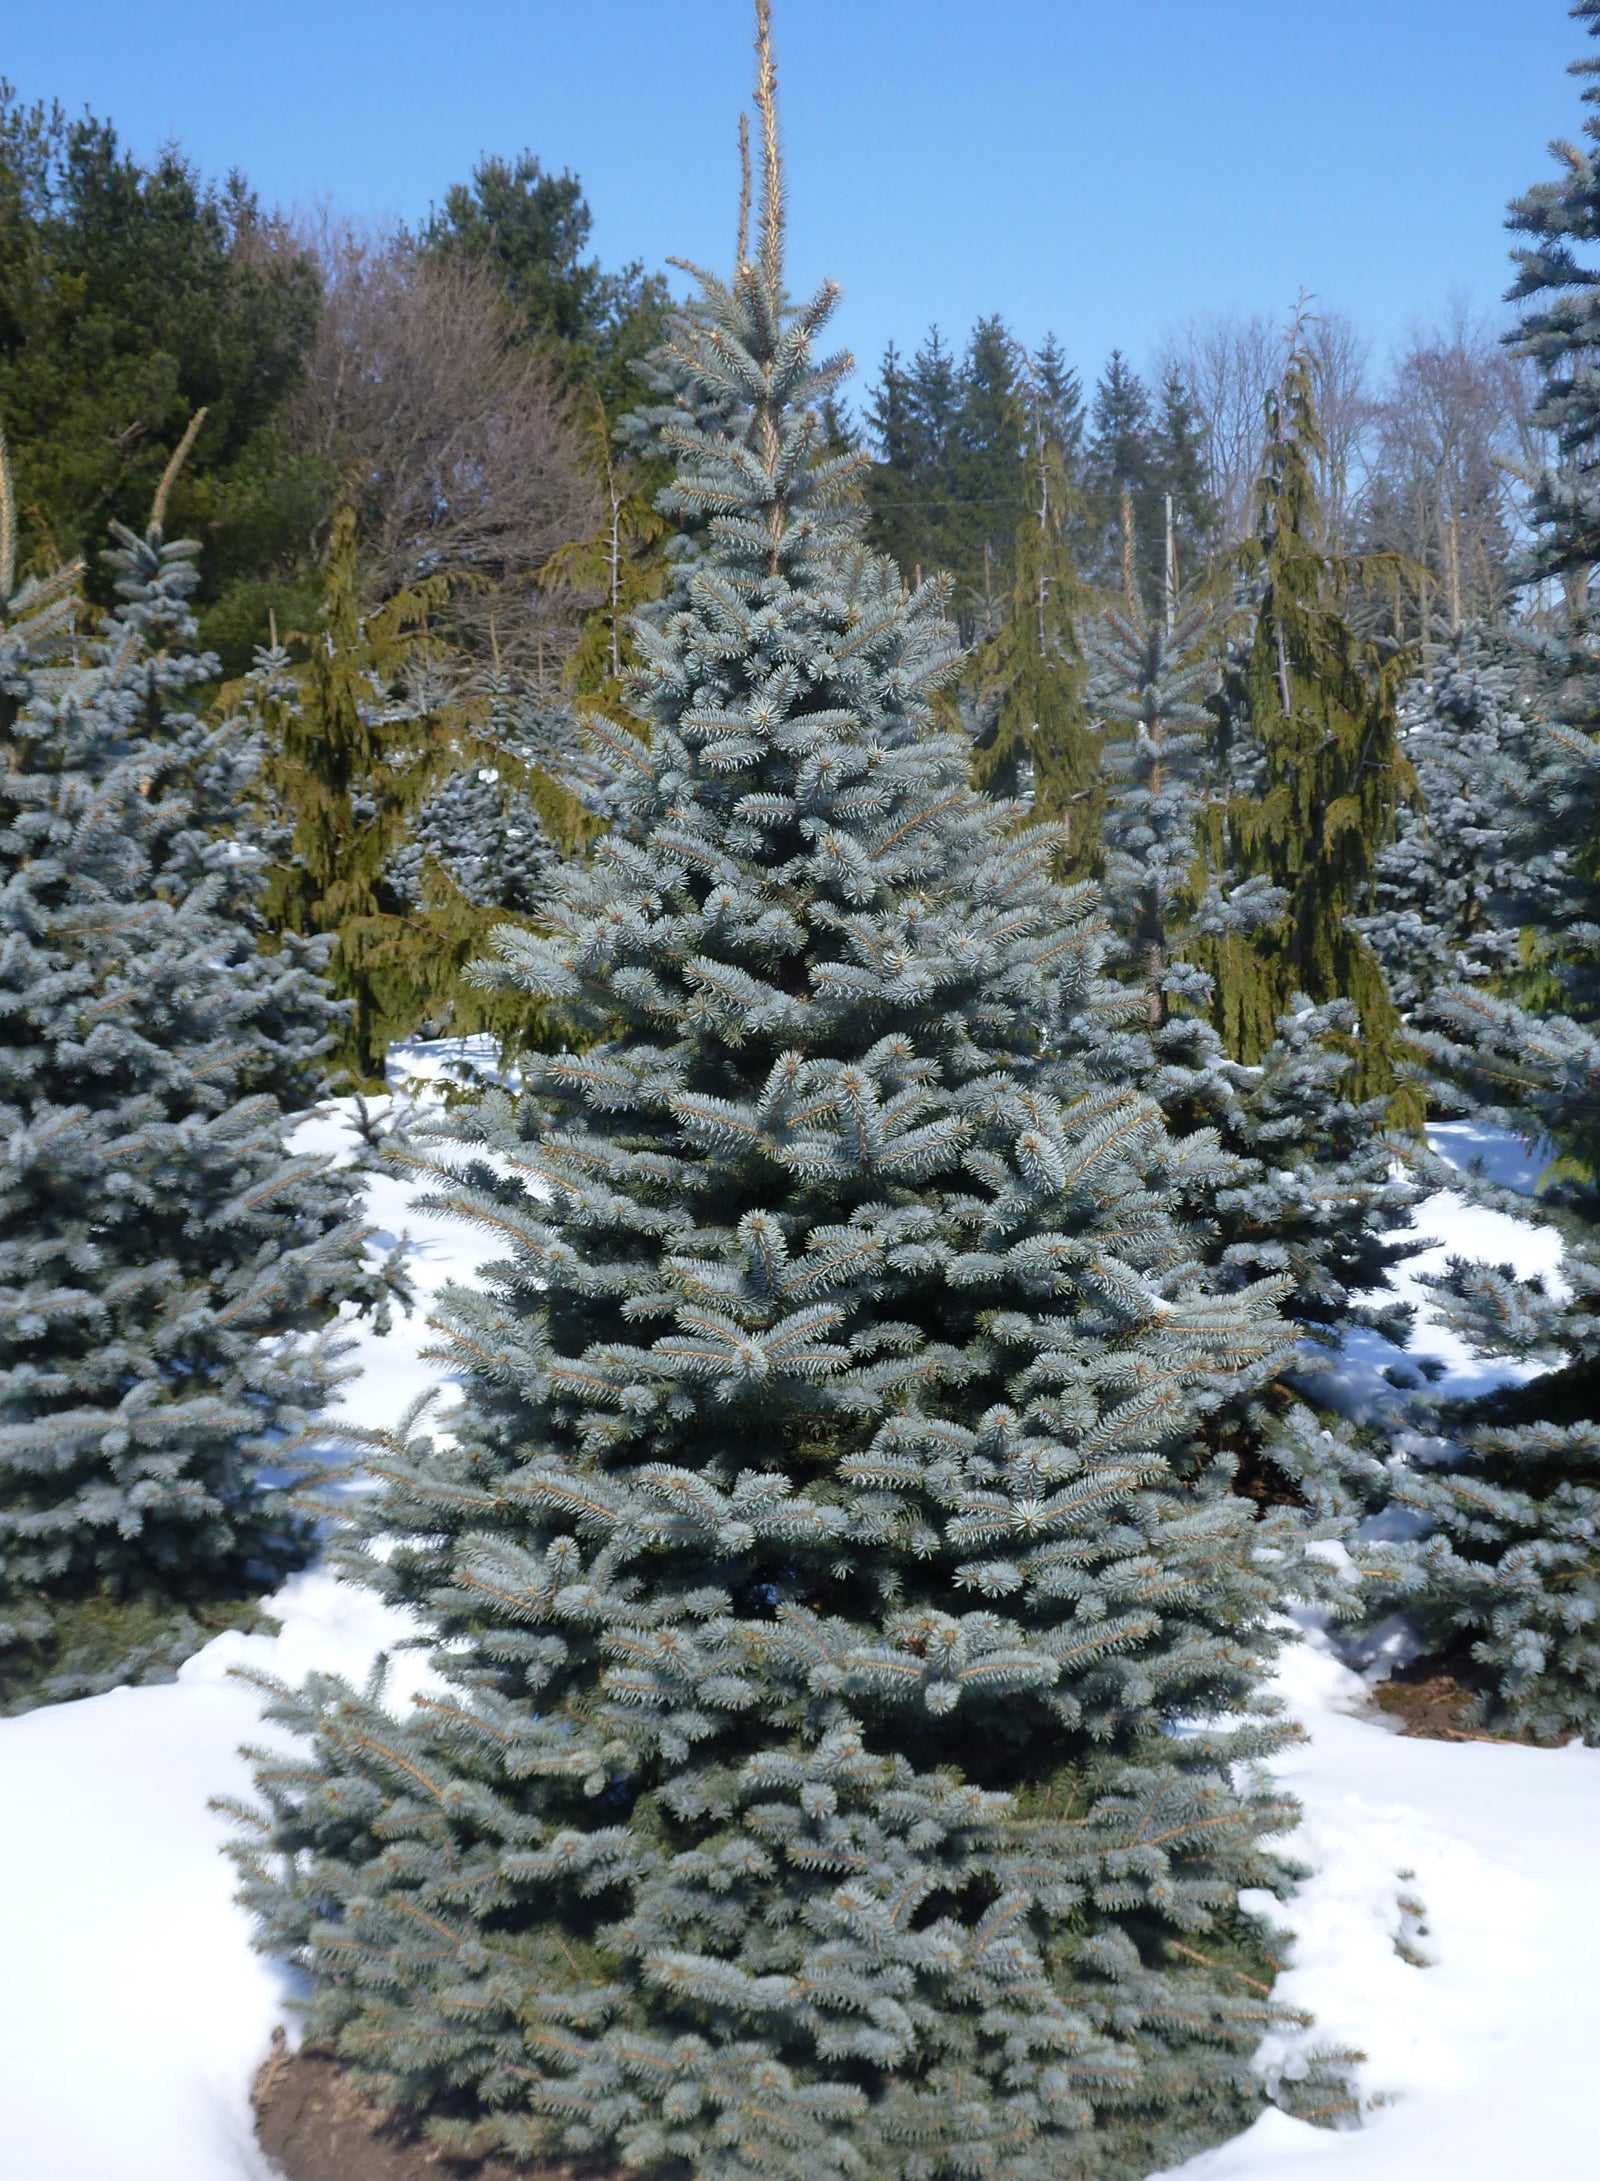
[736, 112, 752, 275]
[148, 407, 208, 538]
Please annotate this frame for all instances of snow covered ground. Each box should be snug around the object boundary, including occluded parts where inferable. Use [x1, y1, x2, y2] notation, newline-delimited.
[1154, 1638, 1600, 2179]
[2, 1081, 1596, 2181]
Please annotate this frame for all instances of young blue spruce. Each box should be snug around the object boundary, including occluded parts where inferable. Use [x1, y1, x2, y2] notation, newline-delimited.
[386, 671, 609, 925]
[1354, 629, 1561, 1015]
[229, 20, 1345, 2174]
[1361, 987, 1600, 1741]
[0, 429, 389, 1706]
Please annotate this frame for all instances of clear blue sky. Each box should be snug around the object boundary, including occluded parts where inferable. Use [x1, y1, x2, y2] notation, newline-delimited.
[1, 1, 1583, 404]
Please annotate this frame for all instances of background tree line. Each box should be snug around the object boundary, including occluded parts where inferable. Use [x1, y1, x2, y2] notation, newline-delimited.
[1, 77, 1545, 689]
[0, 89, 667, 678]
[853, 303, 1543, 648]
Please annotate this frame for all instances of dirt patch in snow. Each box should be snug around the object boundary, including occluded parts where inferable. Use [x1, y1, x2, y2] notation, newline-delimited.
[253, 2035, 612, 2181]
[1372, 1670, 1536, 1744]
[1373, 1673, 1483, 1740]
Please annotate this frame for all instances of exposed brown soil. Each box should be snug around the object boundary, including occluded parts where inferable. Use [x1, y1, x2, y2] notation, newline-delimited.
[1371, 1670, 1532, 1744]
[1372, 1672, 1481, 1739]
[253, 2034, 612, 2181]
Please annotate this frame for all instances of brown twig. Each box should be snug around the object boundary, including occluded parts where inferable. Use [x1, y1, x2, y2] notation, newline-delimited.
[148, 408, 209, 538]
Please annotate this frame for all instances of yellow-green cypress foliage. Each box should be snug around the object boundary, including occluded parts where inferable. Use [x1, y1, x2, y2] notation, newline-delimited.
[1200, 346, 1413, 1101]
[255, 506, 591, 1079]
[539, 396, 670, 712]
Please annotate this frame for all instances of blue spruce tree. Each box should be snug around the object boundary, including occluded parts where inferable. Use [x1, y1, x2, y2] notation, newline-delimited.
[385, 674, 606, 923]
[1355, 629, 1563, 1015]
[1370, 991, 1600, 1741]
[0, 437, 389, 1707]
[229, 20, 1350, 2173]
[1351, 5, 1600, 1741]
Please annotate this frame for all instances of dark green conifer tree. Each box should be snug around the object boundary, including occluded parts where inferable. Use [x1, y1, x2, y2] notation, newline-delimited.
[425, 152, 671, 416]
[865, 320, 1062, 639]
[1085, 353, 1157, 598]
[0, 89, 323, 666]
[864, 329, 964, 590]
[229, 21, 1345, 2174]
[1033, 337, 1087, 478]
[1150, 370, 1220, 590]
[0, 442, 386, 1707]
[952, 316, 1028, 628]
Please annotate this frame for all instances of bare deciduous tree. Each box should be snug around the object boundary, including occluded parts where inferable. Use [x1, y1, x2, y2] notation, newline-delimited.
[289, 219, 602, 669]
[1158, 305, 1373, 553]
[1360, 304, 1530, 636]
[1157, 311, 1280, 547]
[1306, 311, 1375, 555]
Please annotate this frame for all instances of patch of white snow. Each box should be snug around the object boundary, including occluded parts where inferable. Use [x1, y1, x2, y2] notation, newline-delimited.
[0, 1570, 433, 2181]
[1150, 1633, 1600, 2180]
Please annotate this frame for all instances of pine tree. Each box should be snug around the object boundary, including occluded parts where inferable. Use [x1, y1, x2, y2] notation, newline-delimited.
[1355, 628, 1558, 1013]
[1085, 353, 1157, 597]
[1199, 342, 1414, 1103]
[953, 316, 1028, 628]
[1088, 592, 1242, 1026]
[1366, 985, 1600, 1741]
[1485, 0, 1600, 1031]
[424, 151, 671, 417]
[864, 329, 964, 591]
[229, 22, 1345, 2175]
[1033, 337, 1087, 479]
[865, 320, 1056, 639]
[0, 89, 323, 670]
[0, 442, 387, 1707]
[1149, 370, 1220, 590]
[384, 676, 602, 922]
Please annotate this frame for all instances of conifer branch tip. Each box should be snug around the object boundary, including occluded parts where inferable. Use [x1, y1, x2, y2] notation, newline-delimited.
[753, 0, 784, 288]
[736, 111, 752, 275]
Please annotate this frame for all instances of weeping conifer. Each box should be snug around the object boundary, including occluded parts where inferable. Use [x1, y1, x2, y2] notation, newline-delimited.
[970, 363, 1098, 851]
[542, 395, 672, 713]
[1201, 345, 1413, 1103]
[229, 17, 1345, 2175]
[252, 507, 592, 1078]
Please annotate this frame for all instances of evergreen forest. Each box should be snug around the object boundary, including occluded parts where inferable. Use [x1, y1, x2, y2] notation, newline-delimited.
[4, 5, 1600, 2179]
